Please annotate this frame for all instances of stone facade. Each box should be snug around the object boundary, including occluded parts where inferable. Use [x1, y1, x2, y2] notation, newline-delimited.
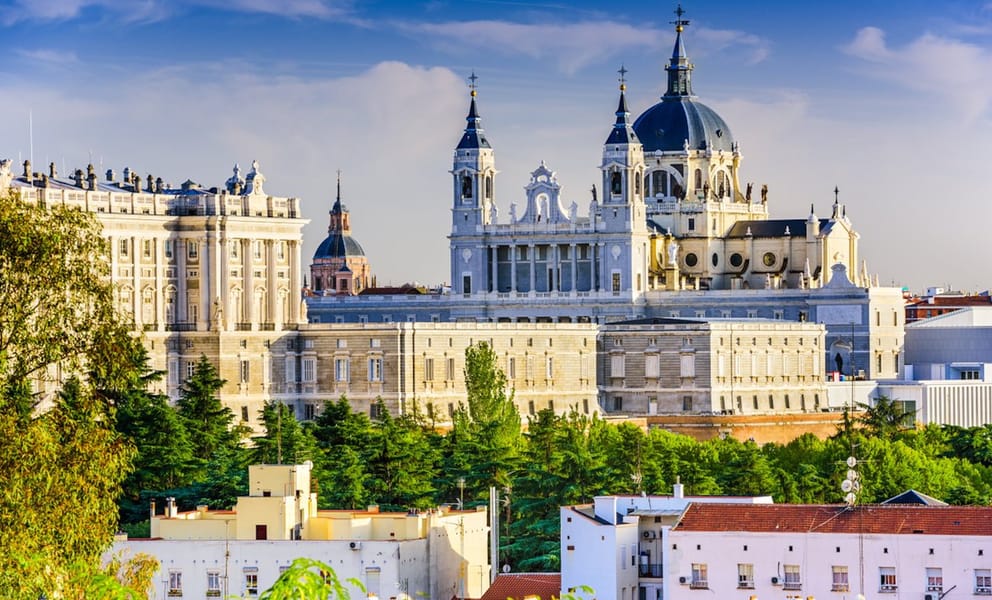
[598, 319, 827, 417]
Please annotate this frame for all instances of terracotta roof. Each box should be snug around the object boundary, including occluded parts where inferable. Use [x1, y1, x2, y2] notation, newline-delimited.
[481, 573, 561, 600]
[674, 503, 992, 536]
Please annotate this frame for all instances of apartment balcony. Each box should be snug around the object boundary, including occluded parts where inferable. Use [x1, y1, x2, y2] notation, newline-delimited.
[638, 564, 663, 579]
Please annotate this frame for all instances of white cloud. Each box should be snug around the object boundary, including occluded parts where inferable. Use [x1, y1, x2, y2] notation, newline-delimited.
[15, 48, 80, 64]
[0, 61, 464, 286]
[399, 20, 662, 75]
[2, 0, 352, 24]
[843, 26, 992, 120]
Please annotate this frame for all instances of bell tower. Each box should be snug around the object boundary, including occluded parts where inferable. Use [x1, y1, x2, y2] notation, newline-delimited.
[597, 67, 650, 296]
[450, 73, 497, 295]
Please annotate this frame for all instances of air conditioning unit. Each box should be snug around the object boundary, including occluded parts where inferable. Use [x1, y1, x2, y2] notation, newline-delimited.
[349, 541, 362, 550]
[642, 531, 656, 539]
[925, 595, 936, 600]
[678, 576, 687, 585]
[771, 576, 780, 585]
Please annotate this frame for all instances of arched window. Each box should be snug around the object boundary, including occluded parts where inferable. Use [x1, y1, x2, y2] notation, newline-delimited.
[634, 172, 641, 195]
[610, 172, 622, 195]
[485, 175, 492, 199]
[461, 175, 473, 198]
[694, 169, 702, 190]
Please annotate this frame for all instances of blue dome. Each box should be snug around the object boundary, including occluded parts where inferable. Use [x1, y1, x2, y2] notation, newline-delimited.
[633, 97, 734, 153]
[313, 232, 365, 260]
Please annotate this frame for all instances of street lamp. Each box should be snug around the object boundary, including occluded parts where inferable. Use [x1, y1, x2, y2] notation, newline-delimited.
[457, 477, 465, 510]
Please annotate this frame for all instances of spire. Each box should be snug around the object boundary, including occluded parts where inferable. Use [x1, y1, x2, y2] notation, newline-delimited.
[665, 4, 694, 97]
[456, 72, 491, 150]
[606, 65, 640, 145]
[329, 169, 350, 234]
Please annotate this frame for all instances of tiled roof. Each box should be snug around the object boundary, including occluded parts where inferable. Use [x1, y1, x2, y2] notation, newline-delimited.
[481, 573, 561, 600]
[674, 503, 992, 536]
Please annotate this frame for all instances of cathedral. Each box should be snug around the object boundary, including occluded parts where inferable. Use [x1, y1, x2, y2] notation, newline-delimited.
[307, 8, 903, 382]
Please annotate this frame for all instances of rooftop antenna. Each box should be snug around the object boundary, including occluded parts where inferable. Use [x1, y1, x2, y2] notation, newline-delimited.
[29, 109, 33, 169]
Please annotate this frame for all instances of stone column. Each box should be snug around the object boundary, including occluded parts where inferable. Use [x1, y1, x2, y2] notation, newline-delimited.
[131, 236, 141, 324]
[289, 239, 302, 324]
[266, 239, 277, 328]
[490, 245, 498, 293]
[570, 243, 577, 293]
[528, 243, 536, 293]
[510, 244, 517, 293]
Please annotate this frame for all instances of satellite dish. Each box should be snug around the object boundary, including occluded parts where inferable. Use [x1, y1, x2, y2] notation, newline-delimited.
[847, 456, 858, 468]
[841, 480, 853, 493]
[502, 564, 511, 573]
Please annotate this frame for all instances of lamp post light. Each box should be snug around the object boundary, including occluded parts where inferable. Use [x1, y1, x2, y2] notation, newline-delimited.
[457, 477, 465, 510]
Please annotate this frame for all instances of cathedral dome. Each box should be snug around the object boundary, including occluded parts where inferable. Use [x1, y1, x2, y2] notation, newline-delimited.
[633, 97, 734, 153]
[634, 6, 735, 154]
[313, 230, 365, 260]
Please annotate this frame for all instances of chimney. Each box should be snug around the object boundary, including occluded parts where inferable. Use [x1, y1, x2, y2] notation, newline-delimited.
[146, 174, 154, 193]
[106, 169, 115, 182]
[672, 476, 684, 499]
[165, 496, 177, 518]
[22, 159, 30, 178]
[155, 176, 164, 193]
[73, 169, 84, 188]
[41, 173, 48, 188]
[87, 164, 97, 191]
[49, 162, 57, 178]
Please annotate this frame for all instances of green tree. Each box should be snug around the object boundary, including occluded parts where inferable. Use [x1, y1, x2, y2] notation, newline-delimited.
[254, 401, 317, 465]
[859, 395, 915, 438]
[0, 191, 121, 412]
[0, 190, 143, 595]
[449, 342, 522, 501]
[177, 355, 241, 464]
[364, 405, 438, 510]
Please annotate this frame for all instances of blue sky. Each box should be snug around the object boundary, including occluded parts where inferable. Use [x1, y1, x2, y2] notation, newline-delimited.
[2, 0, 991, 292]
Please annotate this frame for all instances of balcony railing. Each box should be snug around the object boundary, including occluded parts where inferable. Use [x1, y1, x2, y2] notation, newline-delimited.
[638, 564, 663, 578]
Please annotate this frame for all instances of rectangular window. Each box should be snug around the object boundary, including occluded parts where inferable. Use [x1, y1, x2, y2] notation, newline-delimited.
[335, 358, 350, 382]
[832, 566, 849, 592]
[164, 240, 174, 259]
[168, 570, 182, 595]
[244, 567, 259, 597]
[186, 361, 196, 380]
[302, 358, 315, 383]
[610, 354, 625, 378]
[613, 396, 622, 411]
[206, 570, 221, 596]
[507, 356, 516, 379]
[682, 396, 693, 412]
[120, 238, 129, 257]
[783, 564, 801, 590]
[424, 357, 434, 381]
[528, 400, 535, 415]
[546, 357, 554, 380]
[879, 566, 897, 592]
[645, 354, 660, 379]
[142, 239, 152, 258]
[680, 354, 695, 378]
[926, 567, 943, 593]
[737, 563, 754, 589]
[240, 360, 250, 383]
[612, 272, 621, 293]
[241, 406, 249, 422]
[368, 357, 383, 382]
[304, 404, 315, 421]
[690, 564, 708, 589]
[253, 241, 262, 259]
[976, 569, 992, 594]
[446, 357, 456, 381]
[187, 240, 197, 259]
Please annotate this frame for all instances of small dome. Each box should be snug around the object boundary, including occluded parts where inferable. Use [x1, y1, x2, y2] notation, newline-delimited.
[313, 232, 365, 260]
[633, 97, 734, 153]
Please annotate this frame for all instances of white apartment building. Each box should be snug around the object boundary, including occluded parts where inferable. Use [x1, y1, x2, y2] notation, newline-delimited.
[667, 503, 992, 600]
[560, 485, 772, 600]
[111, 463, 490, 600]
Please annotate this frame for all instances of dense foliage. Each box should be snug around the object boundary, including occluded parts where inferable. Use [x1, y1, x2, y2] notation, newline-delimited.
[0, 192, 149, 597]
[113, 341, 992, 576]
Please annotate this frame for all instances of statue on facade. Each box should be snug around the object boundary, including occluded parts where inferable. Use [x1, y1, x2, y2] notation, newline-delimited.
[489, 202, 498, 224]
[212, 296, 225, 331]
[745, 182, 753, 202]
[509, 202, 517, 223]
[667, 237, 679, 267]
[569, 201, 578, 222]
[760, 184, 768, 204]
